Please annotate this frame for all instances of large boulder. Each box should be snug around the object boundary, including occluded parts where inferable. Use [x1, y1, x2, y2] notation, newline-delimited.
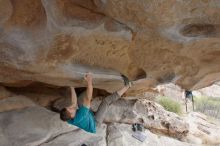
[184, 112, 220, 145]
[133, 99, 189, 139]
[107, 123, 196, 146]
[41, 124, 107, 146]
[101, 98, 189, 139]
[0, 95, 36, 112]
[0, 106, 78, 146]
[156, 83, 183, 101]
[196, 83, 220, 98]
[1, 0, 220, 93]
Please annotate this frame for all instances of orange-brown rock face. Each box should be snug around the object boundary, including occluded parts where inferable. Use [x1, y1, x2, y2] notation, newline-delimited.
[0, 0, 220, 92]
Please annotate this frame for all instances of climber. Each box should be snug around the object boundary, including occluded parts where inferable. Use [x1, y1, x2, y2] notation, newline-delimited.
[60, 72, 132, 133]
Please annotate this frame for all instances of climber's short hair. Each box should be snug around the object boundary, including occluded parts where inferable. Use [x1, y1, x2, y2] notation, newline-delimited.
[60, 108, 72, 121]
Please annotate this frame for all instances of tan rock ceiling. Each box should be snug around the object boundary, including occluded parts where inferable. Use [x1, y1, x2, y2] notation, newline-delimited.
[0, 0, 220, 92]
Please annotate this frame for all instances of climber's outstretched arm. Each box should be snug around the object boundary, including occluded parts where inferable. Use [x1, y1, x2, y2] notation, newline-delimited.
[83, 73, 93, 107]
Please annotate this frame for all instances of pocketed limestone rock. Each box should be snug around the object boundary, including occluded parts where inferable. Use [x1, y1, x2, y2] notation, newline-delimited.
[133, 99, 189, 139]
[102, 98, 189, 139]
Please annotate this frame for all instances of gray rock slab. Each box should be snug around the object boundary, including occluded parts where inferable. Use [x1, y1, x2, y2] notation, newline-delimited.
[0, 106, 76, 146]
[41, 124, 107, 146]
[107, 123, 196, 146]
[0, 95, 36, 112]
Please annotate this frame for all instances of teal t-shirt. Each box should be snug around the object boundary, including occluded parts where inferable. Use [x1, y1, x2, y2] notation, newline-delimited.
[67, 105, 96, 133]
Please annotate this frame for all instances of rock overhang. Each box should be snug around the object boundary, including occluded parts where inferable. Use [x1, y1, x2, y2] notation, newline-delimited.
[0, 0, 220, 93]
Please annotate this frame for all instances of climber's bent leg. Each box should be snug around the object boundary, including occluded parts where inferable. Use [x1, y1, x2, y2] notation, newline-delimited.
[95, 92, 121, 124]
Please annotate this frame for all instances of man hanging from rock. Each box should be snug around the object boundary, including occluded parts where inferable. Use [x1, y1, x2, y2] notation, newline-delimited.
[60, 72, 131, 133]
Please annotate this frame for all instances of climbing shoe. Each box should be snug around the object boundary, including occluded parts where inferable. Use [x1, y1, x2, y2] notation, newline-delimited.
[132, 123, 144, 132]
[121, 74, 132, 88]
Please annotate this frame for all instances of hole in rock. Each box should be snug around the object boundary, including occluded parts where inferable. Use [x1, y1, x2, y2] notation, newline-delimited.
[148, 115, 155, 120]
[138, 118, 144, 123]
[133, 68, 147, 80]
[161, 121, 170, 129]
[180, 24, 217, 37]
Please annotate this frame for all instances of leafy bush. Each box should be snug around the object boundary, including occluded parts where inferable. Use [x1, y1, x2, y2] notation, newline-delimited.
[194, 96, 220, 119]
[156, 96, 182, 115]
